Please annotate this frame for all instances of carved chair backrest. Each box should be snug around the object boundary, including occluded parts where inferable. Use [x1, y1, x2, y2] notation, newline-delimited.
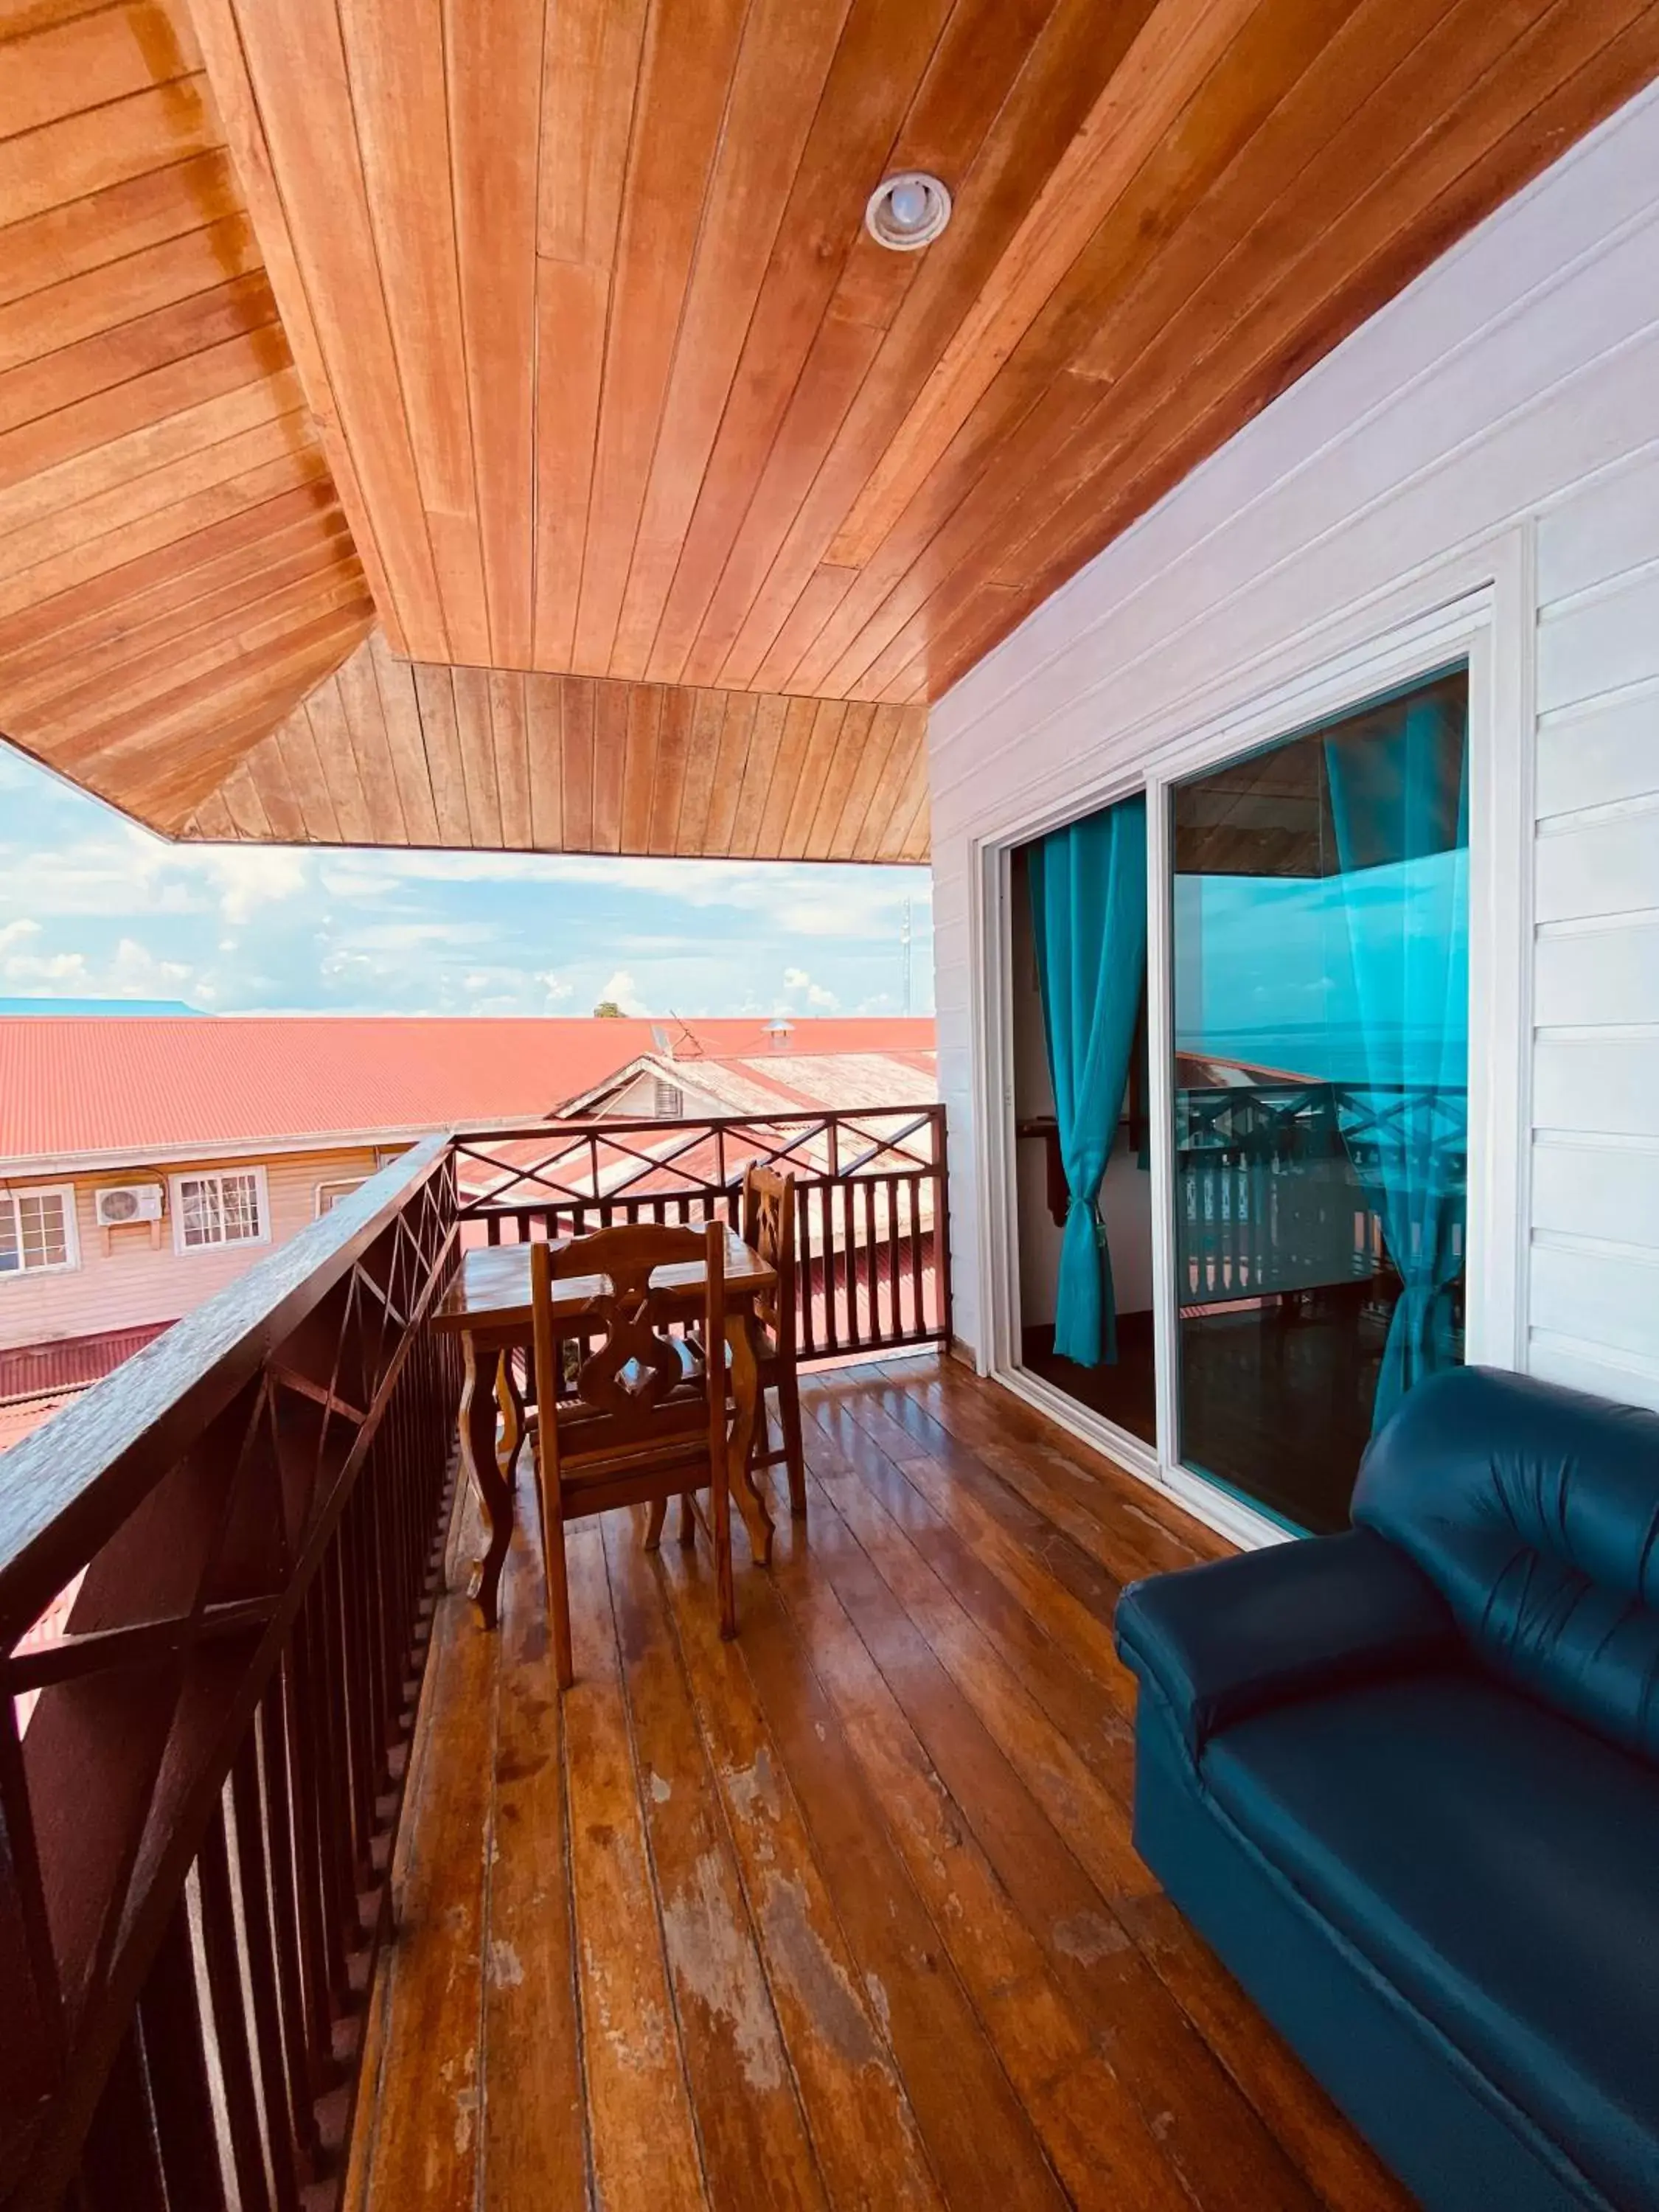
[532, 1221, 726, 1486]
[741, 1164, 796, 1352]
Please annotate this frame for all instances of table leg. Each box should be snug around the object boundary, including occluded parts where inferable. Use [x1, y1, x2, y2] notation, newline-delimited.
[496, 1352, 526, 1476]
[725, 1305, 774, 1568]
[460, 1335, 512, 1629]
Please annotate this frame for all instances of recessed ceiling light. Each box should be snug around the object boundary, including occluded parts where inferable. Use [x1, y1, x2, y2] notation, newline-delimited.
[864, 171, 952, 252]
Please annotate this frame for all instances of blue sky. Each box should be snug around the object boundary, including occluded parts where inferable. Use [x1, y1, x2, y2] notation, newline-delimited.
[0, 742, 933, 1020]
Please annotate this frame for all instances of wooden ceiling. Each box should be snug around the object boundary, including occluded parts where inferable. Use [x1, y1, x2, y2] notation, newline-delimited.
[2, 0, 1657, 852]
[0, 0, 373, 831]
[179, 630, 929, 860]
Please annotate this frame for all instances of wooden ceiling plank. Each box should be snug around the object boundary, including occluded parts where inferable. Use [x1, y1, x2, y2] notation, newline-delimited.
[988, 0, 1650, 605]
[616, 681, 662, 851]
[366, 629, 440, 846]
[724, 691, 787, 858]
[751, 560, 860, 695]
[210, 0, 447, 650]
[0, 146, 237, 311]
[214, 759, 268, 838]
[0, 439, 327, 621]
[305, 669, 375, 844]
[779, 697, 847, 858]
[0, 316, 288, 491]
[640, 0, 956, 688]
[672, 686, 726, 855]
[697, 689, 757, 857]
[537, 0, 647, 267]
[569, 0, 749, 678]
[830, 696, 897, 855]
[825, 0, 1253, 571]
[803, 698, 874, 861]
[559, 675, 595, 852]
[0, 403, 312, 591]
[0, 483, 342, 672]
[332, 633, 408, 844]
[0, 359, 302, 541]
[0, 267, 276, 442]
[706, 0, 1176, 693]
[447, 0, 540, 669]
[644, 684, 692, 855]
[21, 568, 371, 750]
[849, 705, 925, 860]
[869, 717, 931, 858]
[242, 723, 306, 842]
[678, 305, 884, 689]
[0, 0, 201, 142]
[3, 524, 357, 718]
[333, 0, 488, 659]
[589, 675, 629, 852]
[410, 662, 472, 847]
[524, 669, 563, 851]
[489, 669, 533, 852]
[0, 73, 219, 229]
[893, 771, 931, 862]
[754, 692, 820, 856]
[66, 595, 371, 781]
[530, 257, 608, 671]
[184, 785, 234, 838]
[450, 661, 503, 846]
[607, 0, 855, 679]
[274, 700, 342, 842]
[0, 211, 261, 380]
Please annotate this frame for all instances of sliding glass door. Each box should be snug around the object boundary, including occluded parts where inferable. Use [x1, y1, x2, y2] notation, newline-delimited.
[1168, 668, 1470, 1532]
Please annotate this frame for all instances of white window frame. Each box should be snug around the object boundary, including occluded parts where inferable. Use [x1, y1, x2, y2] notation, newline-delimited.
[0, 1183, 80, 1277]
[967, 533, 1533, 1550]
[170, 1166, 272, 1256]
[315, 1178, 365, 1219]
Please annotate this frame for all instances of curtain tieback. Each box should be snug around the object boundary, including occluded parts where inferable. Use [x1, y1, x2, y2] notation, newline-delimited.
[1065, 1191, 1108, 1250]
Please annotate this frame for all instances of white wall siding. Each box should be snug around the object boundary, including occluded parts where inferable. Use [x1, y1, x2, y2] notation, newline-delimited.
[1531, 439, 1659, 1411]
[929, 80, 1659, 1412]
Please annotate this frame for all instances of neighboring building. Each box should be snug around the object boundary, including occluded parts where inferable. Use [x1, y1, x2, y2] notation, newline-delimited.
[0, 1014, 935, 1444]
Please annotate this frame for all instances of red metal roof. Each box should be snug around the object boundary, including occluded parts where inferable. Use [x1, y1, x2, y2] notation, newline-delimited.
[0, 1016, 936, 1162]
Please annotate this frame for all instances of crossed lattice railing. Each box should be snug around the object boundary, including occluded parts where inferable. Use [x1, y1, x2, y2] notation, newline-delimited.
[0, 1138, 463, 2210]
[451, 1102, 950, 1360]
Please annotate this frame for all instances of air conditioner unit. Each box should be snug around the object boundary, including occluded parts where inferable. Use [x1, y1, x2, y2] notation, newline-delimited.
[95, 1182, 164, 1228]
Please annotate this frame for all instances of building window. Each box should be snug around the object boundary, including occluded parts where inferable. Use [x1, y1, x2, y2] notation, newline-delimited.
[172, 1169, 268, 1253]
[316, 1178, 364, 1217]
[0, 1185, 78, 1275]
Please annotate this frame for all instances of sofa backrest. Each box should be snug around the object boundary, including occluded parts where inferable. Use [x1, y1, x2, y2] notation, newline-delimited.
[1352, 1367, 1659, 1767]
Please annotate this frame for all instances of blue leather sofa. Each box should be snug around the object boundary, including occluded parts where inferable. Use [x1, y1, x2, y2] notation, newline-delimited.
[1115, 1367, 1659, 2211]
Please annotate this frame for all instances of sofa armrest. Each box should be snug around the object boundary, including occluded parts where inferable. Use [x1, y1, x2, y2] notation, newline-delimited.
[1115, 1528, 1458, 1762]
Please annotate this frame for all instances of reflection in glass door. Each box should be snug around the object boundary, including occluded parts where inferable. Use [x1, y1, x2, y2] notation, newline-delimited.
[1169, 669, 1470, 1532]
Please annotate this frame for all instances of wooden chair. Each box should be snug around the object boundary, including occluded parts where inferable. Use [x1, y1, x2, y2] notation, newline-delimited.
[741, 1163, 806, 1520]
[530, 1221, 734, 1688]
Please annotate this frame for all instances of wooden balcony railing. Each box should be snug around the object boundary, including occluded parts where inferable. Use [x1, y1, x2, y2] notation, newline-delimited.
[0, 1138, 462, 2211]
[451, 1101, 950, 1360]
[0, 1105, 947, 2205]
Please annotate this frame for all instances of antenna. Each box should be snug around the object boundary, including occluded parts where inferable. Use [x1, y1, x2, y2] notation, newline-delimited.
[900, 896, 913, 1016]
[665, 1006, 703, 1060]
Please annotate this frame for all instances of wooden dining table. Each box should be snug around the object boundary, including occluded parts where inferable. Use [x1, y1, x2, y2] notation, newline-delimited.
[431, 1228, 779, 1627]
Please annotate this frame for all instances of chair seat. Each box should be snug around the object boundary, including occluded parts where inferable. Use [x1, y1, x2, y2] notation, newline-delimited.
[1203, 1669, 1659, 2208]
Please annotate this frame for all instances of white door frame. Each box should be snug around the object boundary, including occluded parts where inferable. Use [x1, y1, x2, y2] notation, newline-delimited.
[967, 529, 1534, 1548]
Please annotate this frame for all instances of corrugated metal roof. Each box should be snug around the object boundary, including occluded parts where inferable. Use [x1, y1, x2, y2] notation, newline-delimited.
[0, 1016, 936, 1164]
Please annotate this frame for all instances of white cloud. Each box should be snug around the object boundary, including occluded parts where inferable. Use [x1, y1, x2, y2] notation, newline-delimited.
[0, 917, 41, 953]
[597, 968, 647, 1015]
[204, 849, 310, 924]
[807, 981, 838, 1009]
[537, 970, 574, 1006]
[4, 948, 88, 983]
[783, 966, 810, 990]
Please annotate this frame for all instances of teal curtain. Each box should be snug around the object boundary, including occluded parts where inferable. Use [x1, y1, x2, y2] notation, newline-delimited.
[1326, 699, 1469, 1433]
[1029, 796, 1148, 1366]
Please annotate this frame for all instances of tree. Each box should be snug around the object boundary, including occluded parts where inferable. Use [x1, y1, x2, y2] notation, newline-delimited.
[593, 999, 624, 1018]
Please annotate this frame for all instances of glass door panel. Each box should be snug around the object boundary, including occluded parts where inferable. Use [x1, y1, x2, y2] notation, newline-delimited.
[1169, 668, 1470, 1532]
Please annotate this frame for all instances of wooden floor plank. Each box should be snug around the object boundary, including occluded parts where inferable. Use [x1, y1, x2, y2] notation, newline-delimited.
[562, 1517, 706, 2211]
[353, 1356, 1416, 2212]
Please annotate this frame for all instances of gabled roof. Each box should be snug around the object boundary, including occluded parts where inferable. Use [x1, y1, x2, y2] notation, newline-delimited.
[0, 1015, 936, 1166]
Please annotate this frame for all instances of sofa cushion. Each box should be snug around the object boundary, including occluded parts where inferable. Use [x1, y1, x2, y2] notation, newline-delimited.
[1203, 1669, 1659, 2210]
[1353, 1367, 1659, 1764]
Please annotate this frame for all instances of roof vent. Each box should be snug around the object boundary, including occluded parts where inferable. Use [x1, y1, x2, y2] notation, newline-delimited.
[763, 1016, 794, 1053]
[864, 172, 951, 252]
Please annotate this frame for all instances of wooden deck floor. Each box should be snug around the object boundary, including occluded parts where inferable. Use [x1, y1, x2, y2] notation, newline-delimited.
[347, 1354, 1412, 2212]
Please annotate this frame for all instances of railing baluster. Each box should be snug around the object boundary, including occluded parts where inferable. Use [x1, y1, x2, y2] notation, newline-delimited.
[77, 2023, 167, 2212]
[197, 1808, 274, 2212]
[136, 1901, 225, 2211]
[229, 1737, 302, 2212]
[257, 1690, 322, 2166]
